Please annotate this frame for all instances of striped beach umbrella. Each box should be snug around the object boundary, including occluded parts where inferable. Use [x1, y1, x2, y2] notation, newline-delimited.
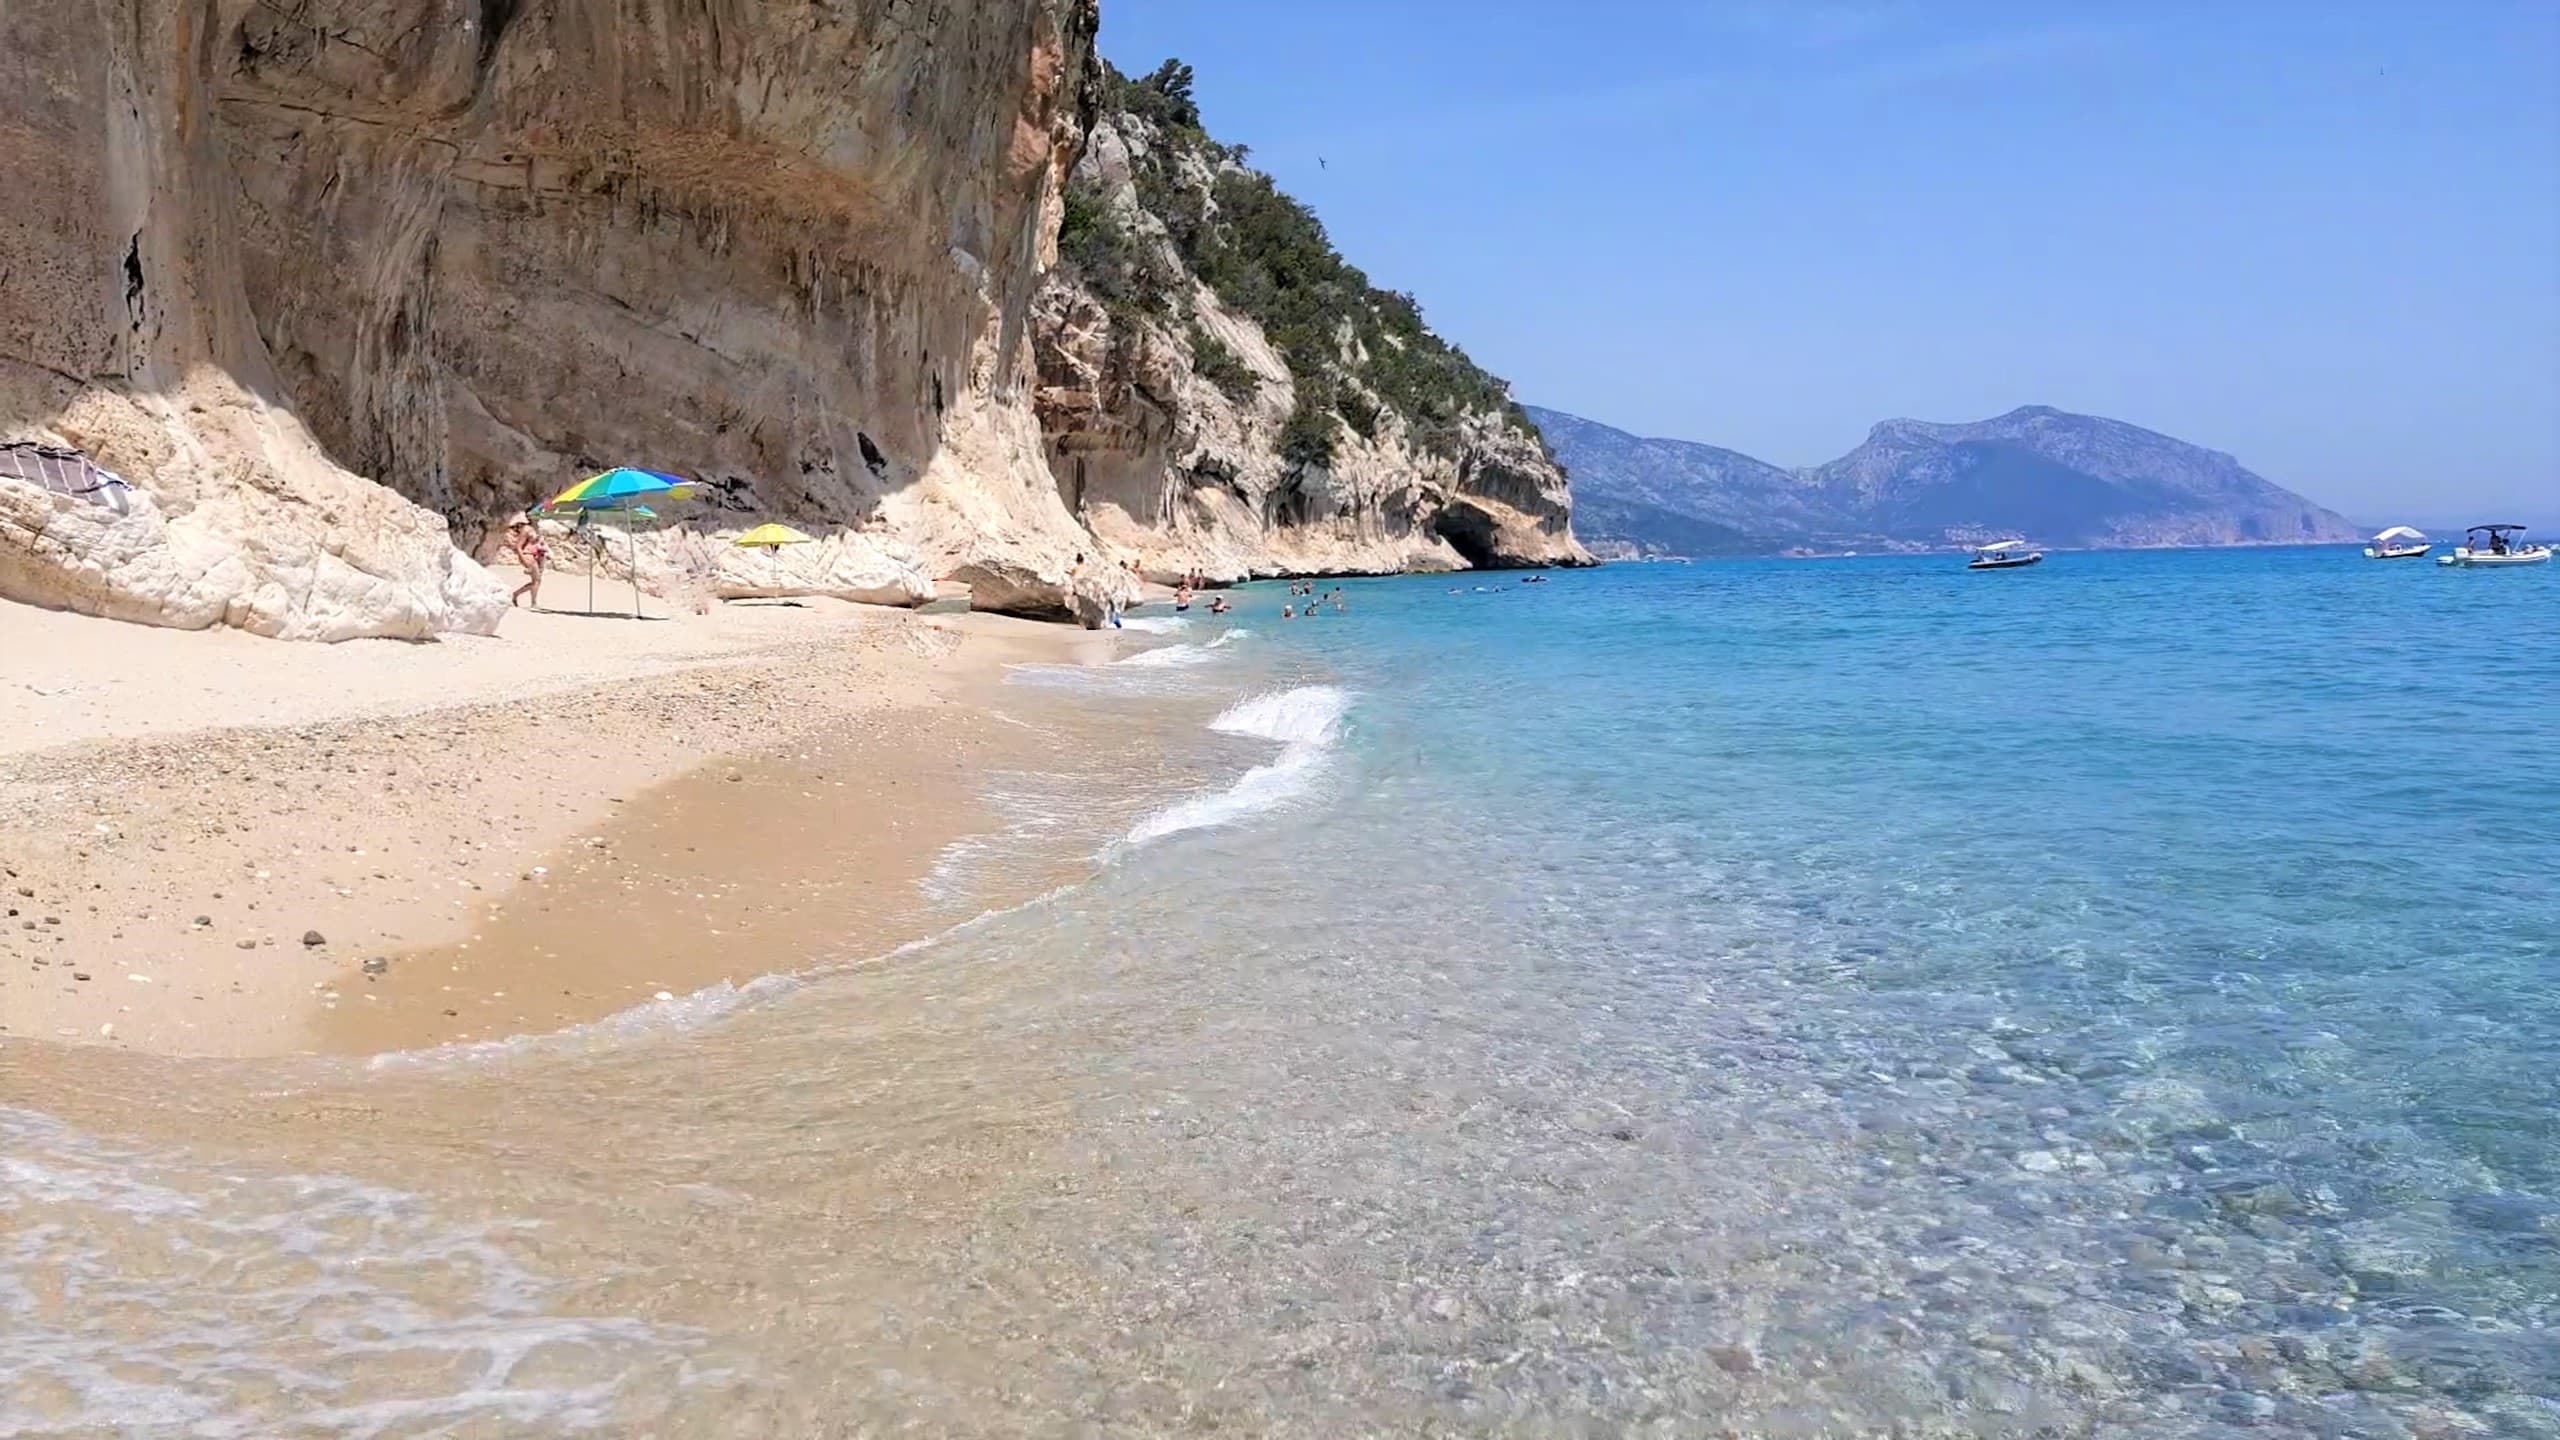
[537, 469, 697, 617]
[542, 468, 697, 512]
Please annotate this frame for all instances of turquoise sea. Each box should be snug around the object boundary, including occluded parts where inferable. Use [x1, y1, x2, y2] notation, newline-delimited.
[5, 546, 2556, 1436]
[1032, 546, 2560, 1435]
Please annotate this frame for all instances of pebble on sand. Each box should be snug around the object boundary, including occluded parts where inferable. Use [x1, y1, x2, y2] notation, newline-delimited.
[302, 930, 327, 947]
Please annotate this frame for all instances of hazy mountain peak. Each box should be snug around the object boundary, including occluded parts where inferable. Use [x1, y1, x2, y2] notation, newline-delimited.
[1537, 405, 2358, 557]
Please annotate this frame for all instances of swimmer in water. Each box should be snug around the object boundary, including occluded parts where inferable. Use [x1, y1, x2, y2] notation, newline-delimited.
[1282, 603, 1295, 620]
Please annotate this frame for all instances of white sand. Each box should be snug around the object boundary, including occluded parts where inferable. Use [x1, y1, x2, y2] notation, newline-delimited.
[0, 582, 1112, 1055]
[1, 567, 921, 756]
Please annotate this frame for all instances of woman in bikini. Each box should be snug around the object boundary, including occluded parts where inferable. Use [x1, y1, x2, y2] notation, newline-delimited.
[510, 514, 549, 609]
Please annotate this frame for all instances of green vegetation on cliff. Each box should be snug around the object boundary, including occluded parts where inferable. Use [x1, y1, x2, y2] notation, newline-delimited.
[1184, 322, 1256, 401]
[1066, 59, 1540, 467]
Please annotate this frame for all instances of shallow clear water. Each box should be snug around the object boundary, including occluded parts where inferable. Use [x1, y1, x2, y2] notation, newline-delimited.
[6, 549, 2556, 1436]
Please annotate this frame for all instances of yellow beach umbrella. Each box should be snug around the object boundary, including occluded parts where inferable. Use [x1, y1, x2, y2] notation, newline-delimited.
[734, 523, 816, 549]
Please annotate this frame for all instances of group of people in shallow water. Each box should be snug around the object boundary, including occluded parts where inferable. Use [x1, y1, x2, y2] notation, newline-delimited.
[1077, 558, 1352, 624]
[1172, 572, 1232, 615]
[1280, 579, 1346, 620]
[1164, 570, 1340, 620]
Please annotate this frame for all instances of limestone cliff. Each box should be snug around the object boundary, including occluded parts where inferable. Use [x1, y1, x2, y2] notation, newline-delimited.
[1, 7, 1574, 641]
[1032, 63, 1586, 580]
[2, 0, 1127, 634]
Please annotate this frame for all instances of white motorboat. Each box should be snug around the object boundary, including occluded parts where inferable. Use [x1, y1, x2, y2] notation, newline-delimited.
[2364, 525, 2431, 560]
[1967, 540, 2043, 570]
[2437, 524, 2552, 567]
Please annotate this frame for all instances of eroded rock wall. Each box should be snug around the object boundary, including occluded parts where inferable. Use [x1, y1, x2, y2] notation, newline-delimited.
[0, 1, 511, 638]
[1032, 110, 1587, 582]
[2, 0, 1127, 633]
[3, 3, 1571, 639]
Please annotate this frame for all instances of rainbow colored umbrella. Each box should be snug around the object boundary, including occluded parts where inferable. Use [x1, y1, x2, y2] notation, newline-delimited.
[542, 468, 697, 512]
[537, 469, 696, 617]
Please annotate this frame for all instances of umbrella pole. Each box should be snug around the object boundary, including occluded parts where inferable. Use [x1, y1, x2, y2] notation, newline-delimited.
[631, 521, 642, 620]
[587, 528, 596, 616]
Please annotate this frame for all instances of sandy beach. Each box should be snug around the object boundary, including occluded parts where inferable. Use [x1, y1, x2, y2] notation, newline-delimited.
[0, 573, 1121, 1058]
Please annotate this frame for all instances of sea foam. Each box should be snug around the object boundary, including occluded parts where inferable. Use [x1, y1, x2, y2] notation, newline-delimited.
[0, 1107, 696, 1435]
[1114, 628, 1248, 668]
[1123, 686, 1351, 846]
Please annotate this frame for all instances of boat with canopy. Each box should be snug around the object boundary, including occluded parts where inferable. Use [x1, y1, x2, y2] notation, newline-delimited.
[2364, 526, 2431, 560]
[2437, 525, 2552, 567]
[1966, 540, 2044, 570]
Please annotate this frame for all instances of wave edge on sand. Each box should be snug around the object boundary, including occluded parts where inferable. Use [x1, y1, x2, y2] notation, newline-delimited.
[1121, 685, 1353, 847]
[361, 880, 1095, 1072]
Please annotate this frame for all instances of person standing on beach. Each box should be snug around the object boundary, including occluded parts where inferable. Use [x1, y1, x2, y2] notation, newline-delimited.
[508, 515, 548, 610]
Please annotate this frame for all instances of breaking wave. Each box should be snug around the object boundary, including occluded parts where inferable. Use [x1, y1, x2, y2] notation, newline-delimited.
[1122, 686, 1352, 846]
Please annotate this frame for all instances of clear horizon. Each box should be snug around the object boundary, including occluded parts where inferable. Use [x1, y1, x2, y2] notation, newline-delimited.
[1096, 1, 2560, 523]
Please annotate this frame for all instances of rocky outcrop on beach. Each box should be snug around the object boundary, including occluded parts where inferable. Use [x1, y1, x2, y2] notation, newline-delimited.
[1032, 67, 1587, 580]
[1538, 404, 2360, 557]
[0, 401, 509, 641]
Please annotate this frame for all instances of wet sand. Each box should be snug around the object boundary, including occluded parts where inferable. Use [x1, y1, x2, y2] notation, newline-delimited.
[306, 697, 1105, 1055]
[0, 597, 1120, 1057]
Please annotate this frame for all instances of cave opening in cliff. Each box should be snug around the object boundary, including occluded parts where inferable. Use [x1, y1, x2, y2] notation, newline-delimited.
[1432, 506, 1503, 570]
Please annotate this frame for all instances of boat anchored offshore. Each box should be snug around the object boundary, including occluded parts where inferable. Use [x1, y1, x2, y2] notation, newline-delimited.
[2364, 526, 2432, 560]
[1967, 540, 2044, 570]
[2437, 524, 2552, 568]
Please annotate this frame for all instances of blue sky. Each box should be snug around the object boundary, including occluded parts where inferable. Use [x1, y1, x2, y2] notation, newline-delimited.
[1095, 1, 2560, 522]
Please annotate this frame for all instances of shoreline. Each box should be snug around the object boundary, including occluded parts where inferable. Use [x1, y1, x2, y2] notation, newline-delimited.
[0, 596, 1128, 1058]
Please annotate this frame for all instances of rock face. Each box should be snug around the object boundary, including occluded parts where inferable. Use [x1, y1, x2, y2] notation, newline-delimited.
[1031, 73, 1586, 580]
[0, 3, 537, 638]
[2, 6, 1575, 639]
[1535, 404, 2360, 556]
[1, 0, 1128, 632]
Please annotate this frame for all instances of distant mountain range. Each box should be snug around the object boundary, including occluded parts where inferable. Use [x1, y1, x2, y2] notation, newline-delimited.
[1528, 405, 2362, 557]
